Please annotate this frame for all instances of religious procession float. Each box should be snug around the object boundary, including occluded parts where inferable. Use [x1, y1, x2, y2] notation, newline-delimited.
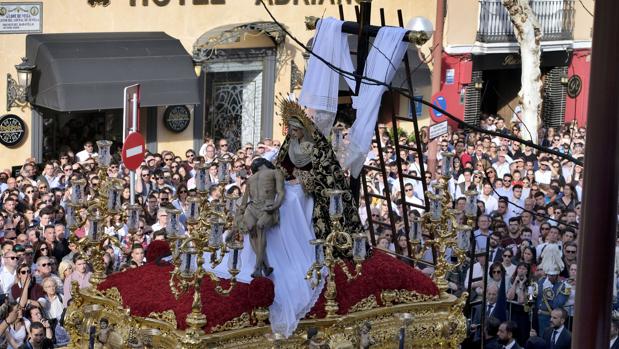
[63, 7, 470, 349]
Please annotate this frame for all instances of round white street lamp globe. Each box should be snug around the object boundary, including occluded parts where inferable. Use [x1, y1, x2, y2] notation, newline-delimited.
[406, 16, 434, 45]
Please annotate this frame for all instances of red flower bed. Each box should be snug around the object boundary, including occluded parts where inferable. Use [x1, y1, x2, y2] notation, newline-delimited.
[98, 262, 274, 332]
[99, 249, 437, 331]
[307, 250, 439, 318]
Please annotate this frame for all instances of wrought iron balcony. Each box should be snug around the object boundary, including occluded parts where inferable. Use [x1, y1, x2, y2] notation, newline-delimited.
[477, 0, 575, 43]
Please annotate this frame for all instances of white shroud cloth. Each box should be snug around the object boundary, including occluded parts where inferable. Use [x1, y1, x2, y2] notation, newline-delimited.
[344, 26, 409, 177]
[203, 182, 324, 337]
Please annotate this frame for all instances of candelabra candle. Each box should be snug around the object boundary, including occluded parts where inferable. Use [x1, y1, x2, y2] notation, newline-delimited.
[327, 189, 345, 217]
[194, 162, 208, 193]
[310, 239, 325, 265]
[96, 140, 113, 167]
[89, 216, 100, 241]
[430, 198, 442, 221]
[332, 126, 344, 150]
[181, 247, 196, 275]
[71, 179, 87, 204]
[441, 152, 454, 178]
[227, 245, 243, 271]
[217, 157, 231, 183]
[166, 209, 181, 236]
[106, 187, 122, 213]
[126, 204, 141, 233]
[187, 197, 200, 224]
[464, 190, 478, 217]
[352, 233, 367, 262]
[225, 195, 239, 215]
[65, 205, 76, 230]
[209, 219, 225, 248]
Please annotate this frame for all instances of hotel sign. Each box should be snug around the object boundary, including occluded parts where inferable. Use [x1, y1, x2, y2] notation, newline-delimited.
[0, 2, 42, 34]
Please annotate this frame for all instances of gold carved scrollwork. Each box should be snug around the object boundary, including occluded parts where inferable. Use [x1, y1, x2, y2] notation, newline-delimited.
[349, 295, 379, 313]
[103, 287, 123, 304]
[394, 289, 440, 304]
[210, 312, 252, 333]
[148, 310, 178, 329]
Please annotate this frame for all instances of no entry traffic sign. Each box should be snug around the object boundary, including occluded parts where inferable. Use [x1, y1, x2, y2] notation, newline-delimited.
[122, 132, 145, 171]
[430, 93, 448, 123]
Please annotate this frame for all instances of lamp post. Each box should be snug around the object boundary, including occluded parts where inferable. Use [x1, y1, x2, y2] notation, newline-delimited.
[6, 57, 35, 111]
[168, 155, 243, 343]
[306, 189, 367, 318]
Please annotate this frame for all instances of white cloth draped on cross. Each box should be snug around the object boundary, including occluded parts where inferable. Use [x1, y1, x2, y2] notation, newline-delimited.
[299, 17, 409, 178]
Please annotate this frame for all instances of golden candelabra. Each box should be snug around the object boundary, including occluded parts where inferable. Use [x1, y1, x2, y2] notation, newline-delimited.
[306, 189, 368, 318]
[168, 155, 244, 345]
[419, 152, 471, 293]
[66, 140, 133, 286]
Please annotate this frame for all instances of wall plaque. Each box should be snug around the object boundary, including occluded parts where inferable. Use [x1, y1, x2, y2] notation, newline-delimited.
[163, 105, 191, 132]
[567, 75, 582, 98]
[0, 2, 42, 34]
[0, 114, 26, 147]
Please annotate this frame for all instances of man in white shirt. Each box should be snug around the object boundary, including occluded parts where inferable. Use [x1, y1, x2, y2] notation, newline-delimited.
[75, 141, 97, 163]
[479, 182, 498, 215]
[535, 160, 552, 185]
[0, 249, 18, 298]
[403, 183, 424, 215]
[493, 152, 512, 178]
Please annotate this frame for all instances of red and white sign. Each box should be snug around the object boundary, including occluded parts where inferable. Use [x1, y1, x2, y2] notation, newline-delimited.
[121, 132, 145, 171]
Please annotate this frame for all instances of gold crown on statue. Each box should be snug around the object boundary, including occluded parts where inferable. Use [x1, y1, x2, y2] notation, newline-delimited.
[277, 93, 316, 135]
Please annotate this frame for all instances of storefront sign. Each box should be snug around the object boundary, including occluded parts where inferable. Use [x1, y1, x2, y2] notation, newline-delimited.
[0, 2, 42, 34]
[163, 105, 191, 132]
[567, 75, 582, 98]
[0, 114, 26, 147]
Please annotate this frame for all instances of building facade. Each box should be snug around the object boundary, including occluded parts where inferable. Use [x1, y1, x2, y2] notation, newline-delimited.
[0, 0, 437, 171]
[440, 0, 593, 129]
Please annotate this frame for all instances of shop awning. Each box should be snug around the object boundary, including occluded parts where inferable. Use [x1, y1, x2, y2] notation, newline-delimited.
[25, 32, 200, 112]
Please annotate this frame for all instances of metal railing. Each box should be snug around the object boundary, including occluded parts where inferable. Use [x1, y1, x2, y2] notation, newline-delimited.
[477, 0, 575, 43]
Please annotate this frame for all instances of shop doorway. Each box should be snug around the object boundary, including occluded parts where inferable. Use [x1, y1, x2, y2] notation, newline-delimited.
[205, 68, 263, 152]
[480, 68, 521, 123]
[40, 109, 123, 161]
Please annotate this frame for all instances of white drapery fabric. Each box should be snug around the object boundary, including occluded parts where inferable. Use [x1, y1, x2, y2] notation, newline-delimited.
[203, 183, 324, 338]
[299, 17, 354, 137]
[343, 26, 409, 178]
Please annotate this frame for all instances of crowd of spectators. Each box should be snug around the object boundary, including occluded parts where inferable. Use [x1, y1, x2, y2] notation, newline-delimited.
[362, 114, 589, 349]
[0, 109, 601, 348]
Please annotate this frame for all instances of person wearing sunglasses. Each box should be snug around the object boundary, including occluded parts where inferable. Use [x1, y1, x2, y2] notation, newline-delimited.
[0, 248, 19, 296]
[34, 256, 62, 293]
[11, 262, 44, 305]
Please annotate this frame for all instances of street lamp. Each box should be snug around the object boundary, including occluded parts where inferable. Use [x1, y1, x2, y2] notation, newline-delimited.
[6, 57, 35, 111]
[406, 16, 434, 46]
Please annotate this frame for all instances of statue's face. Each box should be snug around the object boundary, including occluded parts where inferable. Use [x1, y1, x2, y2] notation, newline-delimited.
[289, 126, 304, 140]
[100, 321, 108, 329]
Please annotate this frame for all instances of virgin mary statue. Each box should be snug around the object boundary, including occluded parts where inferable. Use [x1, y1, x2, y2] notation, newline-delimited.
[207, 97, 361, 337]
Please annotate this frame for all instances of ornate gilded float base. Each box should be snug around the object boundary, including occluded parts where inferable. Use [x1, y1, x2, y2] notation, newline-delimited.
[65, 285, 467, 348]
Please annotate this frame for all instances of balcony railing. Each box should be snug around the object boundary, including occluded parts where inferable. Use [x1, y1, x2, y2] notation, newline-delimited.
[477, 0, 575, 43]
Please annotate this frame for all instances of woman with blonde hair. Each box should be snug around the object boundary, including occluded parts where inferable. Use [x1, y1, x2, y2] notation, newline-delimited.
[57, 261, 74, 282]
